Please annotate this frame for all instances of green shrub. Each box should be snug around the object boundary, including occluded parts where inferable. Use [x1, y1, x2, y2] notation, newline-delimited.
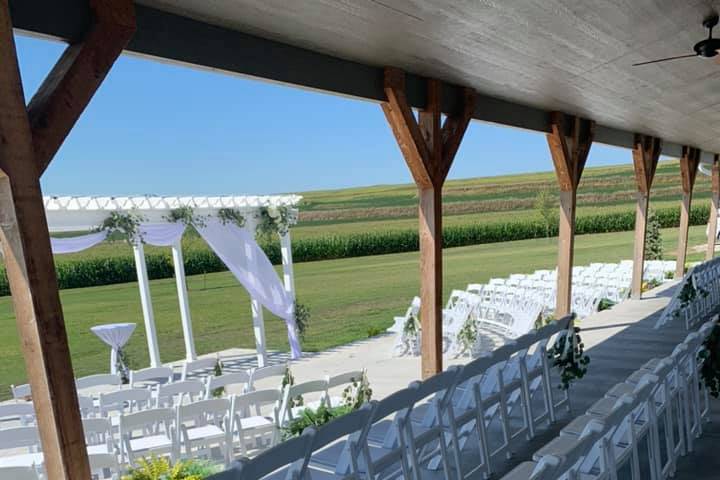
[0, 204, 711, 297]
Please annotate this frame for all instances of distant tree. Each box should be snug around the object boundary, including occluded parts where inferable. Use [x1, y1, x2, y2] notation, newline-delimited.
[535, 187, 558, 238]
[645, 209, 663, 260]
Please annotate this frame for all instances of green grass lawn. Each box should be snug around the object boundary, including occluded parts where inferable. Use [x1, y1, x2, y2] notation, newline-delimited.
[0, 224, 710, 399]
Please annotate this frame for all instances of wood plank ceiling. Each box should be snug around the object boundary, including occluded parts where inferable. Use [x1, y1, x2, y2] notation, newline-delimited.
[136, 0, 720, 153]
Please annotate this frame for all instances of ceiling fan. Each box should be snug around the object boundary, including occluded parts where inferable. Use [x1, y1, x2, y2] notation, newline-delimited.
[633, 13, 720, 66]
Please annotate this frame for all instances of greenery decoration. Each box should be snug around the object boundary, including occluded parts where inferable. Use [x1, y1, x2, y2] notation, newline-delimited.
[211, 360, 224, 398]
[366, 326, 383, 338]
[281, 364, 303, 409]
[164, 206, 207, 228]
[340, 370, 373, 409]
[548, 325, 590, 390]
[673, 279, 709, 319]
[294, 302, 310, 340]
[456, 317, 478, 355]
[116, 349, 133, 384]
[256, 206, 296, 237]
[644, 209, 663, 260]
[98, 211, 145, 245]
[121, 457, 221, 480]
[281, 405, 353, 440]
[216, 208, 246, 228]
[699, 320, 720, 398]
[597, 298, 616, 311]
[641, 278, 661, 292]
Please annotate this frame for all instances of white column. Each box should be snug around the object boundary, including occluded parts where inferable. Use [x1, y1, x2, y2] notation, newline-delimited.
[251, 298, 267, 367]
[132, 241, 161, 367]
[172, 239, 196, 361]
[279, 230, 296, 298]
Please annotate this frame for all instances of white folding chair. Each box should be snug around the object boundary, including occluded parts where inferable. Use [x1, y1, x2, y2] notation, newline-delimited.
[129, 366, 174, 388]
[280, 379, 330, 424]
[229, 389, 282, 456]
[0, 466, 41, 480]
[82, 417, 116, 457]
[0, 426, 42, 469]
[177, 398, 231, 464]
[76, 374, 122, 392]
[10, 384, 31, 401]
[99, 388, 152, 418]
[249, 363, 288, 391]
[181, 356, 219, 381]
[324, 370, 365, 408]
[0, 402, 35, 426]
[155, 380, 205, 407]
[88, 452, 121, 480]
[207, 371, 251, 399]
[119, 407, 176, 466]
[213, 429, 315, 480]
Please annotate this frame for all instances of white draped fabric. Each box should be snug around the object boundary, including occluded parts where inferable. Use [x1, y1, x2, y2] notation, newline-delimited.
[50, 230, 108, 254]
[197, 219, 302, 359]
[138, 223, 186, 246]
[91, 323, 137, 375]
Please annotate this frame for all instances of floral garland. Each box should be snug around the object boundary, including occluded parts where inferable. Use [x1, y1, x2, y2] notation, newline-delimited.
[97, 210, 146, 245]
[216, 208, 246, 228]
[341, 370, 373, 409]
[294, 301, 310, 340]
[673, 277, 709, 319]
[163, 206, 208, 228]
[256, 206, 297, 237]
[548, 325, 590, 390]
[699, 319, 720, 398]
[456, 317, 478, 356]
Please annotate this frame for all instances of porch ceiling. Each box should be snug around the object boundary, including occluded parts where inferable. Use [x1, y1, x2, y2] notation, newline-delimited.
[10, 0, 720, 158]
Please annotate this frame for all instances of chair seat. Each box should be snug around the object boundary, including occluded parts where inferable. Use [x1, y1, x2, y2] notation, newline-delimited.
[502, 461, 544, 480]
[87, 444, 112, 456]
[0, 452, 43, 468]
[240, 415, 275, 430]
[533, 434, 579, 460]
[187, 424, 226, 442]
[129, 434, 173, 452]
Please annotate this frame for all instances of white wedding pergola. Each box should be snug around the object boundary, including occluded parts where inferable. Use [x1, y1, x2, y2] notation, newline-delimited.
[43, 194, 302, 368]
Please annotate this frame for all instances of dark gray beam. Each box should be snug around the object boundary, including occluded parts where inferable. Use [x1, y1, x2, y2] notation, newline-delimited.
[8, 0, 712, 161]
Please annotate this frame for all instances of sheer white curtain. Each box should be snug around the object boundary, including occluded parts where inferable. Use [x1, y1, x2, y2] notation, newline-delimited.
[50, 230, 109, 254]
[138, 223, 186, 246]
[197, 219, 301, 359]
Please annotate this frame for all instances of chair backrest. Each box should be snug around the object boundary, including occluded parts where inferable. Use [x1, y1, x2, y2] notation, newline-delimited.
[76, 373, 122, 391]
[0, 466, 40, 480]
[130, 366, 174, 387]
[231, 388, 282, 424]
[0, 402, 35, 424]
[0, 426, 39, 450]
[77, 395, 97, 417]
[99, 388, 152, 416]
[178, 397, 230, 425]
[249, 363, 288, 390]
[88, 452, 121, 479]
[11, 383, 31, 400]
[206, 371, 251, 398]
[155, 380, 205, 407]
[306, 403, 374, 470]
[82, 417, 113, 446]
[181, 356, 219, 381]
[215, 429, 315, 480]
[326, 370, 364, 390]
[120, 407, 174, 435]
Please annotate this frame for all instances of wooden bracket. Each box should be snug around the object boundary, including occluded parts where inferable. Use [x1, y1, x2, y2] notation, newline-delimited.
[382, 67, 476, 189]
[679, 146, 701, 194]
[547, 112, 595, 192]
[27, 0, 136, 175]
[632, 134, 662, 194]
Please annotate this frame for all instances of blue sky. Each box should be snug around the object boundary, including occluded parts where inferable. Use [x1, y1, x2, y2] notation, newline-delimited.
[16, 34, 631, 196]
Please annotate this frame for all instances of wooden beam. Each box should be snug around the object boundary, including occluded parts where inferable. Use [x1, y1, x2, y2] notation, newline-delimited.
[676, 146, 701, 278]
[707, 154, 720, 261]
[0, 1, 134, 478]
[381, 68, 475, 378]
[546, 112, 595, 317]
[28, 0, 135, 175]
[630, 135, 662, 299]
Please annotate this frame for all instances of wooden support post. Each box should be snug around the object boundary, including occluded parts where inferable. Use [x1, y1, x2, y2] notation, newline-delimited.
[630, 135, 662, 299]
[381, 68, 475, 378]
[707, 154, 720, 261]
[546, 113, 595, 317]
[0, 1, 134, 479]
[676, 146, 701, 278]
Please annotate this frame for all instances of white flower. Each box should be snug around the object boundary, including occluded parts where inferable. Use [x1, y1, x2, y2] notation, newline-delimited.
[267, 206, 280, 219]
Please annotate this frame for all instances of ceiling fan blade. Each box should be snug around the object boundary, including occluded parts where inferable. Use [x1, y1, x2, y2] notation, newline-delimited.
[632, 53, 697, 66]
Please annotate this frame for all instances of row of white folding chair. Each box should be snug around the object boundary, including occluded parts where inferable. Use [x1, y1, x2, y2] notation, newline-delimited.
[213, 319, 574, 480]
